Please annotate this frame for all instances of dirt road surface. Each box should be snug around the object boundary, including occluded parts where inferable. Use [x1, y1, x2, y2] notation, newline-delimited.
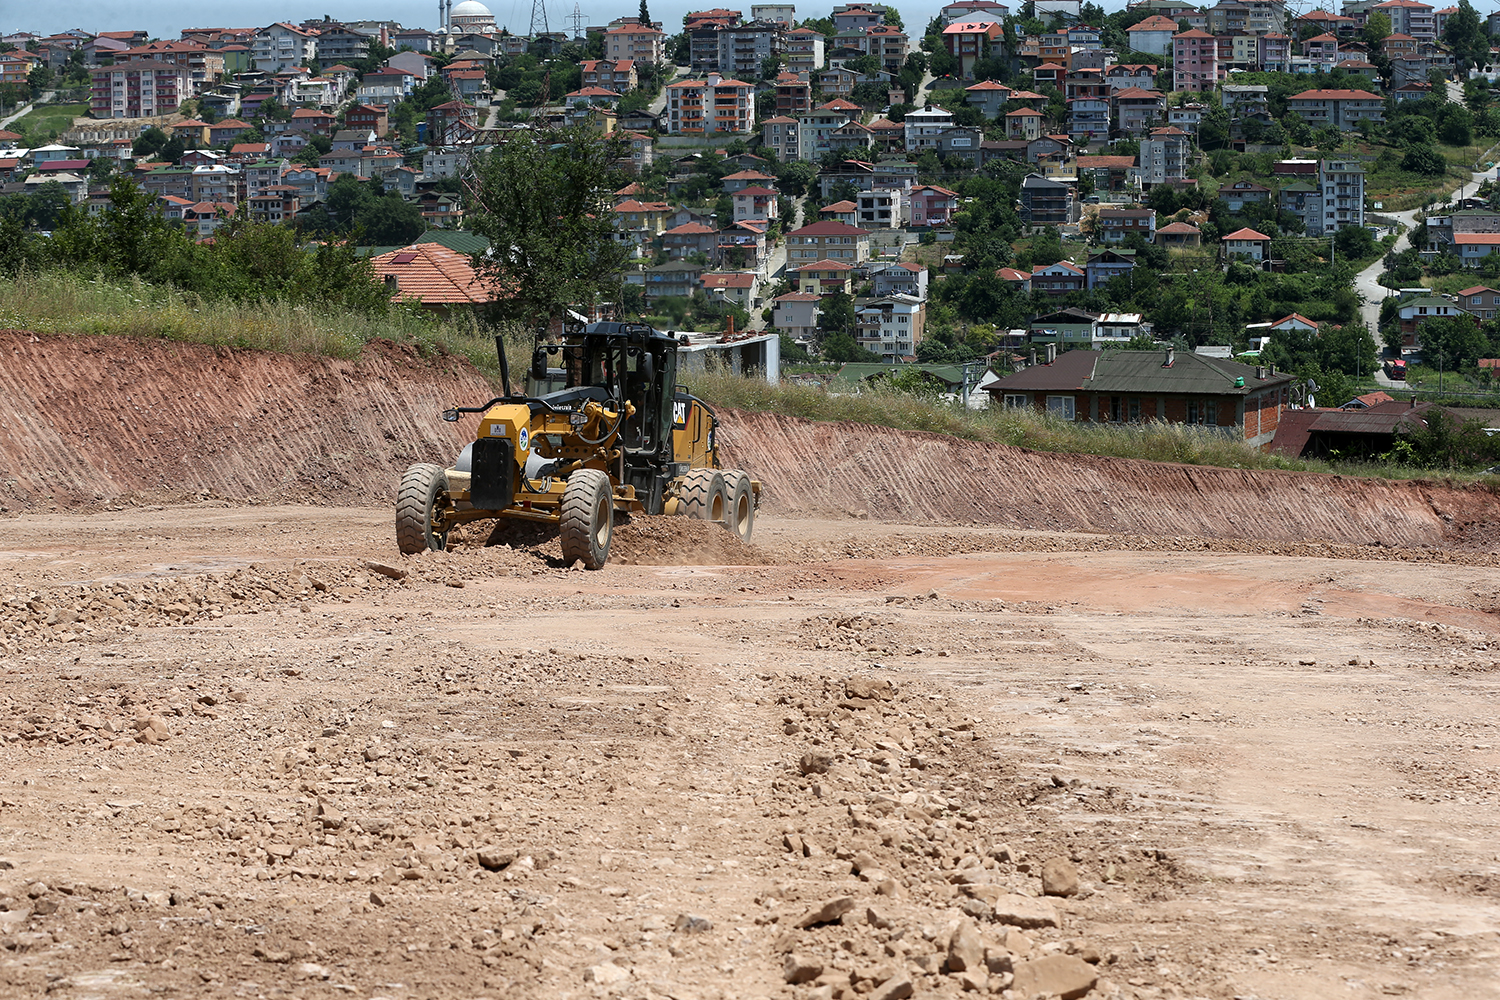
[1, 332, 1499, 1000]
[1, 507, 1498, 1000]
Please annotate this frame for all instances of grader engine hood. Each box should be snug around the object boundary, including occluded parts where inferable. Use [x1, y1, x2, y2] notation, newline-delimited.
[468, 402, 532, 511]
[477, 403, 535, 459]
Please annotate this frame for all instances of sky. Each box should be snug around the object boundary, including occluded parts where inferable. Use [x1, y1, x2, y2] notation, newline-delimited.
[7, 1, 1133, 42]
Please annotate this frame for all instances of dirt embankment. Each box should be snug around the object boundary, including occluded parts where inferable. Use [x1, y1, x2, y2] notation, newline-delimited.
[4, 331, 1499, 551]
[0, 331, 490, 510]
[716, 411, 1500, 551]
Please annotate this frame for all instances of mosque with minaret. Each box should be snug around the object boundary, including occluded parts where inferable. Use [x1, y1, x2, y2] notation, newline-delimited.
[437, 0, 500, 36]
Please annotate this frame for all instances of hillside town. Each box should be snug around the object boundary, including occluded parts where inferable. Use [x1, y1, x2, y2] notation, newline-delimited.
[6, 0, 1500, 439]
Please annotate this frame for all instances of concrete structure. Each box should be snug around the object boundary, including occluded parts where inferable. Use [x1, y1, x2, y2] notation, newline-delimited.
[856, 294, 925, 360]
[1172, 29, 1218, 92]
[89, 60, 190, 118]
[665, 74, 754, 135]
[784, 220, 871, 264]
[1285, 89, 1384, 130]
[941, 21, 1003, 78]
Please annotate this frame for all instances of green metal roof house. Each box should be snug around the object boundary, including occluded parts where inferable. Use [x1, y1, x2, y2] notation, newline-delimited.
[984, 346, 1298, 449]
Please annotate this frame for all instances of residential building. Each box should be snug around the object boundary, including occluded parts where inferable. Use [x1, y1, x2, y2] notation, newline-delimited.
[1020, 173, 1078, 227]
[1455, 285, 1500, 321]
[252, 22, 317, 73]
[784, 220, 871, 264]
[798, 102, 859, 160]
[1454, 233, 1500, 266]
[1172, 29, 1219, 92]
[1373, 0, 1435, 40]
[722, 169, 777, 193]
[762, 115, 799, 160]
[604, 22, 667, 64]
[1086, 249, 1137, 289]
[856, 188, 903, 228]
[941, 21, 1003, 78]
[1396, 294, 1459, 345]
[870, 262, 929, 299]
[941, 0, 1010, 23]
[356, 69, 415, 104]
[1156, 220, 1202, 247]
[773, 292, 822, 343]
[732, 185, 779, 223]
[701, 271, 760, 310]
[774, 72, 812, 116]
[345, 104, 389, 138]
[314, 26, 371, 64]
[1315, 159, 1365, 235]
[964, 79, 1013, 118]
[1097, 208, 1156, 244]
[1005, 108, 1043, 141]
[1222, 179, 1271, 211]
[752, 3, 797, 25]
[908, 185, 958, 227]
[1139, 126, 1191, 186]
[581, 59, 638, 91]
[630, 261, 706, 304]
[1127, 15, 1181, 55]
[1114, 87, 1166, 135]
[247, 185, 299, 223]
[666, 74, 753, 135]
[782, 27, 826, 76]
[1027, 307, 1098, 348]
[89, 60, 190, 119]
[904, 106, 955, 152]
[1068, 96, 1111, 143]
[717, 21, 782, 81]
[794, 260, 855, 295]
[819, 201, 859, 225]
[1223, 227, 1272, 262]
[984, 348, 1295, 449]
[1285, 89, 1384, 130]
[856, 294, 926, 360]
[1032, 259, 1087, 296]
[661, 222, 718, 260]
[934, 127, 983, 165]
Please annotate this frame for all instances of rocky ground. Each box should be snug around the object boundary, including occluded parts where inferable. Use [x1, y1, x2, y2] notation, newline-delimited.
[0, 506, 1497, 1000]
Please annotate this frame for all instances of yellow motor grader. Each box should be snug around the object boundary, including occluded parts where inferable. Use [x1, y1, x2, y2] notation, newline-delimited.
[395, 321, 759, 569]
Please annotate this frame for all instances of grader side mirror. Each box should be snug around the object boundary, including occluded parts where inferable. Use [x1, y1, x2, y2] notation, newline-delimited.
[530, 348, 548, 381]
[640, 352, 655, 388]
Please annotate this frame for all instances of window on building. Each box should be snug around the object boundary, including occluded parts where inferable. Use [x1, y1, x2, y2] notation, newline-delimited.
[1003, 394, 1029, 410]
[1046, 395, 1076, 420]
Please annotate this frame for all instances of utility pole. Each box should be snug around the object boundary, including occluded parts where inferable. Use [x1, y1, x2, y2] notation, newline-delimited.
[530, 0, 550, 38]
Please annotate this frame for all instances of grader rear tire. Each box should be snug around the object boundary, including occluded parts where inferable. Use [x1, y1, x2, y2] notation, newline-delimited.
[396, 463, 450, 555]
[560, 468, 613, 570]
[721, 469, 755, 543]
[679, 468, 728, 524]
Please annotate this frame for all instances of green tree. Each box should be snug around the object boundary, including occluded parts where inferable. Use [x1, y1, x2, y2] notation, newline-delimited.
[1333, 225, 1378, 261]
[356, 194, 426, 244]
[1401, 143, 1446, 176]
[821, 331, 880, 362]
[1361, 11, 1391, 48]
[1442, 0, 1490, 76]
[816, 291, 856, 336]
[467, 127, 633, 324]
[1439, 104, 1474, 146]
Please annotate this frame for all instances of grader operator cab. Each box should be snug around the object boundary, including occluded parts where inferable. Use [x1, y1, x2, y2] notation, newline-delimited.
[395, 321, 759, 569]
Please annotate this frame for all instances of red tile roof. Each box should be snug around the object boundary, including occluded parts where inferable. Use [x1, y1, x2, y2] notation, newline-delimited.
[370, 244, 504, 305]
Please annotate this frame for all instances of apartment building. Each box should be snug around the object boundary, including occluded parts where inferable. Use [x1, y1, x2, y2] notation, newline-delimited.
[89, 60, 190, 119]
[665, 74, 753, 135]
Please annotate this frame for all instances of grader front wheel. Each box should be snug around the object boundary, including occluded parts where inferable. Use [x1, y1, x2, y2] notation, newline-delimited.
[560, 468, 613, 570]
[396, 463, 451, 555]
[721, 469, 755, 543]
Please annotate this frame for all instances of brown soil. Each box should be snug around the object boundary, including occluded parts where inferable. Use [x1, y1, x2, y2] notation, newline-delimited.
[1, 334, 1499, 1000]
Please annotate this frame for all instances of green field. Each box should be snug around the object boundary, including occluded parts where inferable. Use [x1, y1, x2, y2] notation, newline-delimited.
[9, 103, 89, 143]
